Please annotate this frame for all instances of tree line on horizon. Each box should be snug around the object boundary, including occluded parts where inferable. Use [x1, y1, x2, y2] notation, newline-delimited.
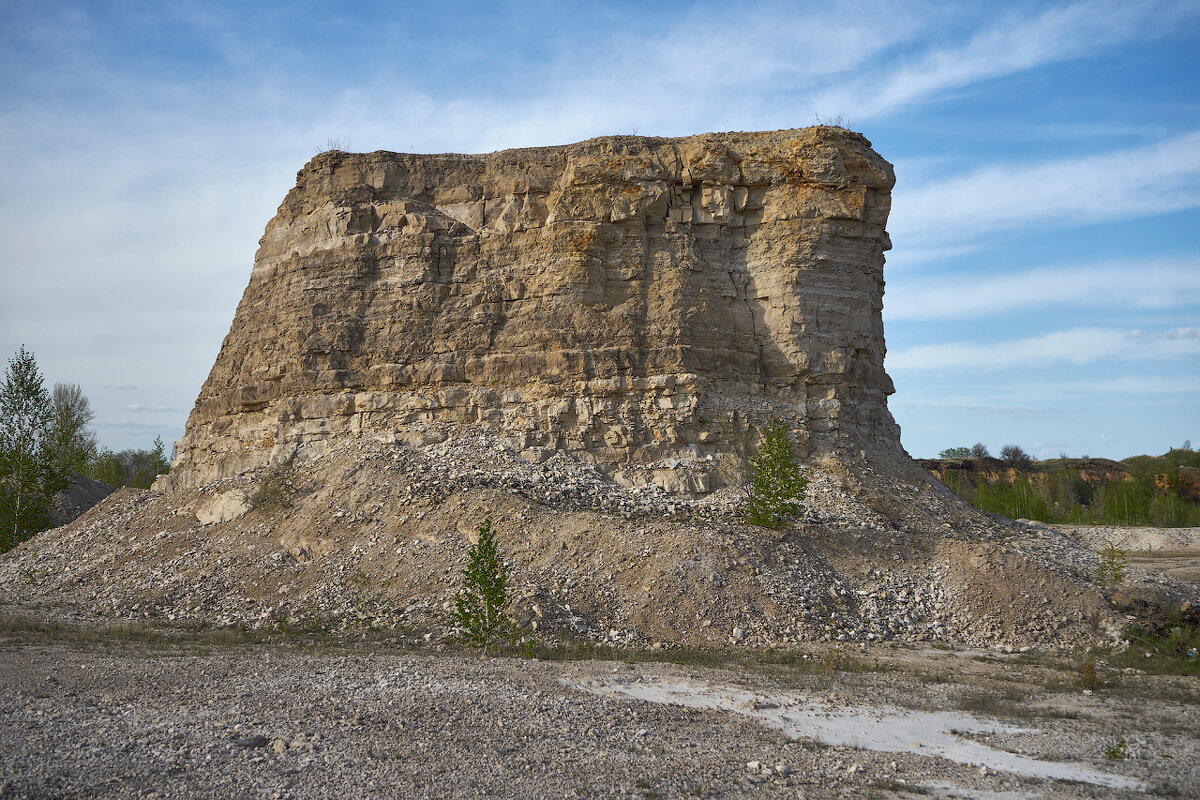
[1, 346, 172, 553]
[936, 441, 1034, 468]
[932, 440, 1200, 527]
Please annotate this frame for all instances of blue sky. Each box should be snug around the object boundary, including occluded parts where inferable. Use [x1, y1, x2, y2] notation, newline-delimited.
[1, 0, 1197, 460]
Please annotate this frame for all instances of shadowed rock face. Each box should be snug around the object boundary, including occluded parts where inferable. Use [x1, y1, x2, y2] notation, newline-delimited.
[168, 127, 900, 493]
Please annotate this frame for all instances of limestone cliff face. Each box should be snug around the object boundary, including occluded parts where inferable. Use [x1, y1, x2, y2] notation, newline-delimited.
[168, 127, 901, 492]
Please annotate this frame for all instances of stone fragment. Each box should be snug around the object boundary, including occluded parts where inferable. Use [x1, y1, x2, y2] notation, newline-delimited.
[196, 491, 251, 525]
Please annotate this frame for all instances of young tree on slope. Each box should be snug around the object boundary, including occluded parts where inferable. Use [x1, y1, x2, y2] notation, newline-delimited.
[744, 418, 809, 530]
[0, 347, 67, 552]
[453, 518, 511, 650]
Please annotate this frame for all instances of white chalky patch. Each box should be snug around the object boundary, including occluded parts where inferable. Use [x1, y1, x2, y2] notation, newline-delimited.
[567, 676, 1143, 791]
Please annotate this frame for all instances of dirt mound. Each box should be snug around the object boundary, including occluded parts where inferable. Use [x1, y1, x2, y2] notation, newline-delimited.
[5, 433, 1194, 650]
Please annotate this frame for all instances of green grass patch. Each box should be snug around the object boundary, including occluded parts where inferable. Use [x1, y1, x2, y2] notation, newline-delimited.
[1113, 610, 1200, 677]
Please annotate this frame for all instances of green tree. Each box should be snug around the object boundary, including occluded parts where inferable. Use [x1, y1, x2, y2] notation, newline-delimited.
[1000, 444, 1033, 469]
[452, 518, 511, 648]
[0, 347, 67, 552]
[87, 436, 171, 489]
[938, 446, 972, 459]
[744, 418, 809, 530]
[47, 382, 97, 474]
[1095, 540, 1128, 587]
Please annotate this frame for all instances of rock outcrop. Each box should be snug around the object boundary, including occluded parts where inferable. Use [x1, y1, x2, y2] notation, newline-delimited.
[165, 127, 899, 494]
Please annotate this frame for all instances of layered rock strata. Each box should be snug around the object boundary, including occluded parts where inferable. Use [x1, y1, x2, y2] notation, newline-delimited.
[167, 127, 900, 493]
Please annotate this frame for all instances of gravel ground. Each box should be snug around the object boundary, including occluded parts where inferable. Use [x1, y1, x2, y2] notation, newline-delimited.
[2, 615, 1196, 800]
[4, 433, 1198, 798]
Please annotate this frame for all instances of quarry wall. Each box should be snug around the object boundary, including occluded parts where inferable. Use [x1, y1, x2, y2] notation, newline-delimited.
[166, 127, 901, 493]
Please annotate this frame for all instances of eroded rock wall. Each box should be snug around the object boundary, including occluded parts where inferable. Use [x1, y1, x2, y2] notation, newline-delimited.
[167, 127, 900, 492]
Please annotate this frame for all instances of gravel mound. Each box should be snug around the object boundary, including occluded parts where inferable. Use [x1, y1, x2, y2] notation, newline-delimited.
[3, 433, 1197, 650]
[51, 473, 116, 527]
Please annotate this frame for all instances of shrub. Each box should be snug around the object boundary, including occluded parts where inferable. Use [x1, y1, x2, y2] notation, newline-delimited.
[248, 458, 298, 511]
[814, 114, 851, 129]
[315, 137, 351, 154]
[453, 518, 511, 648]
[744, 418, 808, 530]
[1000, 444, 1032, 469]
[938, 446, 972, 459]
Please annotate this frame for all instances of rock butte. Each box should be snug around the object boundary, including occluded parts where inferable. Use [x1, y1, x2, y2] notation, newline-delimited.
[166, 127, 901, 493]
[14, 129, 1198, 650]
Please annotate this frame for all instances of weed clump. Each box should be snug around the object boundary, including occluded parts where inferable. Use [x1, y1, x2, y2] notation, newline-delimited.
[1117, 609, 1200, 676]
[346, 568, 396, 630]
[248, 458, 298, 511]
[1075, 660, 1099, 691]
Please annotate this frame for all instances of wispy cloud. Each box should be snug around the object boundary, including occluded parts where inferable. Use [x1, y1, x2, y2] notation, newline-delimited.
[812, 0, 1192, 120]
[98, 420, 176, 434]
[1058, 374, 1200, 395]
[885, 258, 1200, 320]
[891, 401, 1069, 417]
[890, 129, 1200, 246]
[1151, 327, 1200, 340]
[889, 326, 1200, 371]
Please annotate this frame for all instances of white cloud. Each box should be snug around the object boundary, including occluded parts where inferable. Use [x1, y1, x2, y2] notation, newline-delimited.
[885, 258, 1200, 320]
[811, 0, 1190, 120]
[1159, 327, 1200, 340]
[888, 326, 1200, 371]
[890, 129, 1200, 246]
